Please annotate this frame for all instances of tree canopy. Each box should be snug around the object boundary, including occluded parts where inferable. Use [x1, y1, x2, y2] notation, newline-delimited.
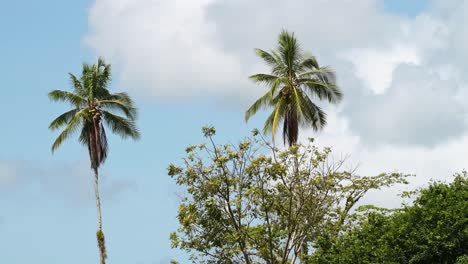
[313, 171, 468, 264]
[168, 127, 408, 263]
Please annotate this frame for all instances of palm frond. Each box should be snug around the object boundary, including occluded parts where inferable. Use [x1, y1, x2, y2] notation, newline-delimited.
[262, 108, 277, 135]
[255, 48, 287, 76]
[248, 74, 279, 86]
[292, 88, 306, 123]
[48, 90, 85, 107]
[81, 58, 114, 101]
[301, 66, 336, 84]
[300, 79, 343, 104]
[268, 96, 287, 142]
[299, 56, 320, 70]
[49, 109, 80, 130]
[102, 111, 140, 140]
[278, 30, 301, 73]
[296, 94, 327, 131]
[245, 91, 274, 122]
[51, 109, 87, 152]
[79, 122, 91, 146]
[271, 50, 288, 76]
[69, 73, 84, 95]
[101, 92, 137, 118]
[97, 57, 111, 95]
[298, 68, 334, 79]
[254, 49, 280, 68]
[81, 64, 93, 98]
[99, 99, 137, 119]
[105, 92, 134, 106]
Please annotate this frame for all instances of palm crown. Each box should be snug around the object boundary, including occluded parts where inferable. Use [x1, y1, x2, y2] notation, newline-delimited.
[245, 30, 342, 146]
[49, 58, 140, 169]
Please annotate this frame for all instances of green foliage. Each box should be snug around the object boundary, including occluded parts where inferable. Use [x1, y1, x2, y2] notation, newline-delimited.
[48, 57, 140, 169]
[245, 30, 342, 146]
[168, 127, 408, 263]
[313, 171, 468, 264]
[457, 255, 468, 264]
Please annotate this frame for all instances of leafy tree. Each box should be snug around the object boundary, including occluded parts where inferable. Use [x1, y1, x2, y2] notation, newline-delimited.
[313, 172, 468, 264]
[457, 255, 468, 264]
[168, 127, 407, 263]
[245, 30, 342, 147]
[48, 58, 140, 264]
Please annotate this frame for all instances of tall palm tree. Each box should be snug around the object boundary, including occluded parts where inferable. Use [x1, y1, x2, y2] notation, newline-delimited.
[245, 30, 342, 147]
[48, 58, 140, 264]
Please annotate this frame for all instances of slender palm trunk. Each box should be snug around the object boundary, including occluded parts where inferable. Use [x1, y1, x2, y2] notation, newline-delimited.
[94, 168, 107, 264]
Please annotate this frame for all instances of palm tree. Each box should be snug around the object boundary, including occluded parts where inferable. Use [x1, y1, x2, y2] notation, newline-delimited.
[48, 58, 140, 264]
[245, 30, 342, 147]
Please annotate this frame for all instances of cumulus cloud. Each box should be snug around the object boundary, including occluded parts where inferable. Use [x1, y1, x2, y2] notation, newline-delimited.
[84, 0, 246, 99]
[301, 109, 468, 208]
[84, 0, 409, 100]
[423, 1, 468, 81]
[345, 63, 466, 147]
[84, 0, 468, 174]
[341, 1, 468, 146]
[340, 45, 420, 93]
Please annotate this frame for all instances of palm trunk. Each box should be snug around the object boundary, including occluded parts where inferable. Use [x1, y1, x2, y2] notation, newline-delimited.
[94, 168, 107, 264]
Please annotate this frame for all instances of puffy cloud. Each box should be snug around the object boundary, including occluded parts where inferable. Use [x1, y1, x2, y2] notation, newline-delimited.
[84, 0, 468, 155]
[340, 45, 420, 93]
[345, 63, 466, 147]
[335, 0, 468, 147]
[84, 0, 408, 100]
[424, 1, 468, 81]
[205, 0, 404, 54]
[302, 109, 468, 208]
[84, 0, 246, 99]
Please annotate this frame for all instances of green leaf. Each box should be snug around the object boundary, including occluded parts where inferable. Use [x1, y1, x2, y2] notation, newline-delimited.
[48, 90, 85, 107]
[102, 110, 140, 140]
[99, 99, 137, 119]
[48, 108, 79, 130]
[245, 91, 274, 122]
[51, 109, 87, 152]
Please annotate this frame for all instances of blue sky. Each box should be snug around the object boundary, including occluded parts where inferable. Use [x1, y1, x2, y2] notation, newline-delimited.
[5, 0, 468, 263]
[0, 1, 259, 262]
[384, 0, 427, 16]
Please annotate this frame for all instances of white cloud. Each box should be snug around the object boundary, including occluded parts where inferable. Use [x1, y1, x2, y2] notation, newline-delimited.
[85, 0, 468, 208]
[341, 45, 420, 93]
[302, 109, 467, 208]
[345, 63, 466, 147]
[84, 0, 409, 100]
[85, 0, 246, 99]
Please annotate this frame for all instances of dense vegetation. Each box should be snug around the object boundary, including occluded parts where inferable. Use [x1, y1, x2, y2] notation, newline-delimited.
[312, 172, 468, 264]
